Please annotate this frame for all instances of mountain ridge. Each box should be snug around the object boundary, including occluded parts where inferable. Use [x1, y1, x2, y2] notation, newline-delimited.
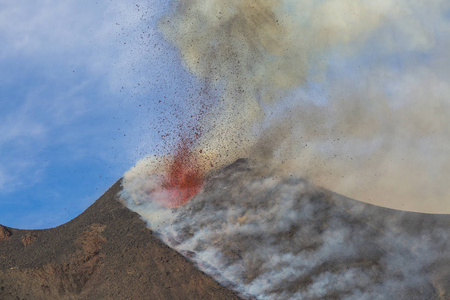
[0, 179, 241, 300]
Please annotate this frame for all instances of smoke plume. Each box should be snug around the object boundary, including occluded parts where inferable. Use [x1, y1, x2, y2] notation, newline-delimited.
[121, 159, 450, 299]
[150, 0, 450, 212]
[120, 1, 450, 298]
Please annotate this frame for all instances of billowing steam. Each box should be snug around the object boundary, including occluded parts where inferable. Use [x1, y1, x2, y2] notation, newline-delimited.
[121, 159, 450, 299]
[157, 0, 387, 169]
[121, 0, 450, 298]
[152, 0, 450, 213]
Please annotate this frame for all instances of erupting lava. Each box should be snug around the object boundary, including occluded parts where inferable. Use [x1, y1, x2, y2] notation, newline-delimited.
[152, 90, 213, 208]
[159, 141, 204, 208]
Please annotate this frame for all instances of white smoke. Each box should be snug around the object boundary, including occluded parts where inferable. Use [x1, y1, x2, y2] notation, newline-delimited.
[154, 0, 450, 212]
[120, 0, 450, 298]
[121, 159, 450, 299]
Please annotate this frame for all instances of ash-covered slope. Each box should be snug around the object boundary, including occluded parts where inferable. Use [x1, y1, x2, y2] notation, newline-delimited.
[123, 158, 450, 300]
[0, 180, 241, 300]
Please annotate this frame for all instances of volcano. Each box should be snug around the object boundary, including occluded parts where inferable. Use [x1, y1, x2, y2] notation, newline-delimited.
[0, 180, 240, 300]
[2, 159, 450, 299]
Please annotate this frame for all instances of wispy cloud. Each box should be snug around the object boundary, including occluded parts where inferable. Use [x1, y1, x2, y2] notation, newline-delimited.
[0, 1, 169, 228]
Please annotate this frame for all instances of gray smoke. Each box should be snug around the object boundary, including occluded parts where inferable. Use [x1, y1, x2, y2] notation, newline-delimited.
[119, 1, 450, 298]
[156, 0, 450, 212]
[121, 159, 450, 299]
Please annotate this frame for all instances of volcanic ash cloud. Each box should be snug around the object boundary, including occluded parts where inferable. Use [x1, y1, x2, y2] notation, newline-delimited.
[157, 0, 387, 161]
[121, 159, 450, 299]
[156, 0, 450, 212]
[120, 1, 450, 298]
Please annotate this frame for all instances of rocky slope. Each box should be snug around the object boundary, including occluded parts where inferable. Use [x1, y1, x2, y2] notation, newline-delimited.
[0, 180, 241, 300]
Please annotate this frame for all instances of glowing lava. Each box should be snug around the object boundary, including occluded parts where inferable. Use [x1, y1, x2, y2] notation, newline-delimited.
[153, 91, 212, 208]
[160, 142, 204, 208]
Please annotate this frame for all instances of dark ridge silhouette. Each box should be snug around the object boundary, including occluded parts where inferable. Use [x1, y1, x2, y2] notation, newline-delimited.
[0, 180, 241, 300]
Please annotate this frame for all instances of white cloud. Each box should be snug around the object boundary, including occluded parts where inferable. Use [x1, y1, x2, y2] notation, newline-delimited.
[0, 1, 167, 195]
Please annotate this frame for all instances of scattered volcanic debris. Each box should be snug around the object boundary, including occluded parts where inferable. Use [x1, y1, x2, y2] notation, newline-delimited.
[122, 0, 450, 298]
[144, 0, 450, 212]
[119, 2, 450, 298]
[159, 139, 205, 208]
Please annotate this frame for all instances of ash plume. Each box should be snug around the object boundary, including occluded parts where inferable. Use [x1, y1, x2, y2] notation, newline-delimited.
[119, 1, 450, 298]
[154, 0, 450, 212]
[157, 0, 386, 166]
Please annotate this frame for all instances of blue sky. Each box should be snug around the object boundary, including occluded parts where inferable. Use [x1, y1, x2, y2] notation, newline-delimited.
[2, 1, 450, 228]
[0, 0, 188, 229]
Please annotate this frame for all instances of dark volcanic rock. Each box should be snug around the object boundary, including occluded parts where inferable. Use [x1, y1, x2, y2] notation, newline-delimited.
[0, 225, 11, 241]
[0, 180, 241, 300]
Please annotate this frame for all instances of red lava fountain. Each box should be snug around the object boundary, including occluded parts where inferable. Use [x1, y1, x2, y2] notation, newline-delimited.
[159, 141, 204, 208]
[153, 91, 212, 208]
